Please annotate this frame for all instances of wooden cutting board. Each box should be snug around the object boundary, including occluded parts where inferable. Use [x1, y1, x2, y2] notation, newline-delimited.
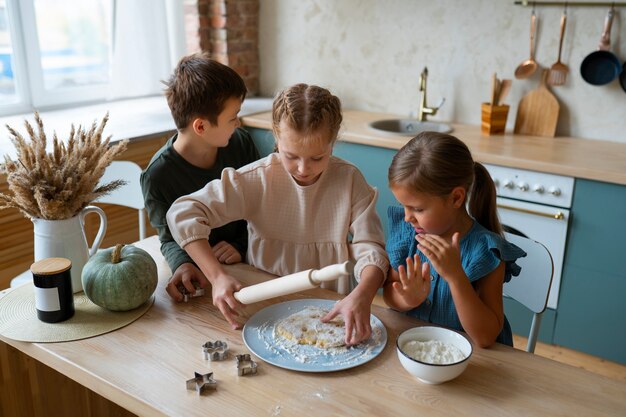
[514, 69, 560, 137]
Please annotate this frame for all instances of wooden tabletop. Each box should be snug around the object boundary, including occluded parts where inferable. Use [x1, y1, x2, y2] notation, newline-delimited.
[241, 110, 626, 186]
[1, 235, 625, 416]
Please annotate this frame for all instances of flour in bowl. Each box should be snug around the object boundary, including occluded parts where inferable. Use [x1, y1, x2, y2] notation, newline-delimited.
[402, 340, 466, 364]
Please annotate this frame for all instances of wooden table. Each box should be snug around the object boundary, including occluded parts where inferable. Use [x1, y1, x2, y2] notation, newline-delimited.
[1, 236, 625, 416]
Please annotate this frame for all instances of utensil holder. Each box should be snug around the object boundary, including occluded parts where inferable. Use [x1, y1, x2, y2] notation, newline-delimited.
[481, 103, 510, 135]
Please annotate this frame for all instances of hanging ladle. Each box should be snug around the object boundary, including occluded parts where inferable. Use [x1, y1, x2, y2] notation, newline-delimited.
[515, 9, 539, 79]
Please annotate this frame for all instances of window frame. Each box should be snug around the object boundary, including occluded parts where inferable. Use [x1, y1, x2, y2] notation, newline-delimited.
[1, 0, 30, 115]
[1, 0, 184, 118]
[18, 0, 112, 109]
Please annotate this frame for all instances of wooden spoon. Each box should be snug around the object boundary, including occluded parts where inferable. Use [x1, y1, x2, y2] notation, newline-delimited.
[548, 11, 568, 86]
[491, 73, 500, 106]
[515, 10, 538, 79]
[497, 79, 512, 105]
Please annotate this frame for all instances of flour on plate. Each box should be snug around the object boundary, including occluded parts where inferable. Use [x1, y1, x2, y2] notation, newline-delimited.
[402, 340, 466, 364]
[255, 304, 384, 367]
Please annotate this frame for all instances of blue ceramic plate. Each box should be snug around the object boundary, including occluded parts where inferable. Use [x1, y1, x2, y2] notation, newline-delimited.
[242, 299, 387, 372]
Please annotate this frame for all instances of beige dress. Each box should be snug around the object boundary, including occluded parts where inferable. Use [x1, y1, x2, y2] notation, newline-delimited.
[166, 153, 389, 293]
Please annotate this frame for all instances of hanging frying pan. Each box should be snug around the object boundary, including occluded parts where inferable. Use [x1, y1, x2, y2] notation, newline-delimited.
[620, 62, 626, 93]
[580, 8, 621, 86]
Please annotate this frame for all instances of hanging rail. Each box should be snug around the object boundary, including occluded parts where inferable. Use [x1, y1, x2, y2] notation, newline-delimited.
[515, 1, 626, 6]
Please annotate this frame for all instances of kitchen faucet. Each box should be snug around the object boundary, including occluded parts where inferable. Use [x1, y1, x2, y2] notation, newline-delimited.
[418, 67, 445, 122]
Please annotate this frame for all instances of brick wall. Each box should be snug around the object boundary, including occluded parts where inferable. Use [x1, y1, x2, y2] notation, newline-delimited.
[183, 0, 259, 95]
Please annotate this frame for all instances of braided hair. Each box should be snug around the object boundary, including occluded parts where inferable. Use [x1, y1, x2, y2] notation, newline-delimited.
[271, 84, 342, 146]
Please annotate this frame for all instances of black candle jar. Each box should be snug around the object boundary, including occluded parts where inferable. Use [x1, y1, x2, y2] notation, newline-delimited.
[30, 257, 75, 323]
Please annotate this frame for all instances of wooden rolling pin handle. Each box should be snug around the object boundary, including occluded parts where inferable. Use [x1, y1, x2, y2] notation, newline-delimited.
[310, 261, 354, 284]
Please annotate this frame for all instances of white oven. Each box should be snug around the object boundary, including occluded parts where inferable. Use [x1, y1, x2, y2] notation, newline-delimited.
[485, 165, 574, 309]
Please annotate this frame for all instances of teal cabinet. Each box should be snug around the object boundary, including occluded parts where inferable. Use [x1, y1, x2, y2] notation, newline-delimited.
[246, 127, 275, 157]
[553, 179, 626, 364]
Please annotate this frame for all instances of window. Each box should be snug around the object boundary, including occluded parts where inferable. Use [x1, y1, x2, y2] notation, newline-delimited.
[0, 0, 185, 117]
[30, 0, 112, 92]
[0, 0, 19, 107]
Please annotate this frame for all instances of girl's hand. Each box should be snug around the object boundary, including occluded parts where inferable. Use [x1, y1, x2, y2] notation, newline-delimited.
[211, 273, 244, 329]
[416, 232, 465, 286]
[321, 292, 372, 346]
[212, 241, 242, 264]
[390, 254, 431, 308]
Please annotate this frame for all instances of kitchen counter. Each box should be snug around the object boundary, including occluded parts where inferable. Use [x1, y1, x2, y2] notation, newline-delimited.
[1, 235, 625, 416]
[241, 110, 626, 186]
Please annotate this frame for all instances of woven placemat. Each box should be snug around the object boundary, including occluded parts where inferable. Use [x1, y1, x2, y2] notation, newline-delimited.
[0, 283, 154, 343]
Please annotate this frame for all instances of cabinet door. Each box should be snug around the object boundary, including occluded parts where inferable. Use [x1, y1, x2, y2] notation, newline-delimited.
[553, 179, 626, 364]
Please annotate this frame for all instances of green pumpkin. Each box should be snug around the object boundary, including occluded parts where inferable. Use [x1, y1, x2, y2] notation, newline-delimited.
[82, 244, 158, 311]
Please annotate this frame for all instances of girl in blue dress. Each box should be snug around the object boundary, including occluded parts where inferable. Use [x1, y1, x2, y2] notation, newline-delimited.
[384, 132, 525, 347]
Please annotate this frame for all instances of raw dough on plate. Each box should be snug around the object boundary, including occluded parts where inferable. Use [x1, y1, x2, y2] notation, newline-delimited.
[276, 306, 345, 348]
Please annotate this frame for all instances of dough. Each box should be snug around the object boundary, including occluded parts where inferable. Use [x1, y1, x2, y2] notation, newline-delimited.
[276, 306, 346, 348]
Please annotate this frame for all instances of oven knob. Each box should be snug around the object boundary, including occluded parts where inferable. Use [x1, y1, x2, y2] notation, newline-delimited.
[533, 184, 545, 194]
[517, 182, 529, 191]
[548, 186, 562, 196]
[503, 179, 514, 189]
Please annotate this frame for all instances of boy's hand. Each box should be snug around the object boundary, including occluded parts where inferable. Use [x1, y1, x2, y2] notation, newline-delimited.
[390, 254, 431, 308]
[166, 263, 208, 302]
[212, 241, 242, 264]
[416, 232, 465, 286]
[211, 272, 244, 329]
[321, 292, 372, 346]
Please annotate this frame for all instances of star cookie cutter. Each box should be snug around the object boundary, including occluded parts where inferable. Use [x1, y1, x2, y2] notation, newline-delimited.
[178, 282, 205, 302]
[186, 372, 217, 395]
[202, 340, 229, 361]
[236, 354, 258, 376]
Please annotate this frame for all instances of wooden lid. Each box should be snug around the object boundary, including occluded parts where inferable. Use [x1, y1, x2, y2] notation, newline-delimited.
[30, 258, 72, 275]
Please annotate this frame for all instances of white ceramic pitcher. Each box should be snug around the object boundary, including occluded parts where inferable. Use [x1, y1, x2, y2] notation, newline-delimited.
[32, 206, 107, 293]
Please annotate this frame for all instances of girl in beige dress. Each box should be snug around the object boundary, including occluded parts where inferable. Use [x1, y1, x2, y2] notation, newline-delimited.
[167, 83, 389, 345]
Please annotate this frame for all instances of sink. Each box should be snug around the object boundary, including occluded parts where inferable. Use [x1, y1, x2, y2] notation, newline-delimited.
[368, 119, 453, 136]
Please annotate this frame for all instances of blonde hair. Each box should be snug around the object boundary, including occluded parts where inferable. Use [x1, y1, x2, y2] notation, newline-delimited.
[388, 132, 502, 235]
[271, 83, 342, 146]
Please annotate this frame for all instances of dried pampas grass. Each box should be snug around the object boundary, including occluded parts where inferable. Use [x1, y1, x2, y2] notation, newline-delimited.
[0, 112, 128, 220]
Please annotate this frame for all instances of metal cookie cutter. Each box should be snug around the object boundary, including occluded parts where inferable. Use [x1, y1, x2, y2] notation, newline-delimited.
[186, 371, 217, 395]
[202, 340, 229, 361]
[178, 282, 205, 302]
[236, 354, 258, 376]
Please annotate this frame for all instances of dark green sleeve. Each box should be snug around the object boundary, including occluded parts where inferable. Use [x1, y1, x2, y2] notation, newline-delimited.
[140, 168, 195, 274]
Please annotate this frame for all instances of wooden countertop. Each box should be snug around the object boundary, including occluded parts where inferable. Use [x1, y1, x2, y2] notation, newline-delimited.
[1, 235, 625, 416]
[242, 110, 626, 186]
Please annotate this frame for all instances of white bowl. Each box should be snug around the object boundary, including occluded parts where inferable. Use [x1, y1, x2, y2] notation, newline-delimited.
[396, 326, 473, 384]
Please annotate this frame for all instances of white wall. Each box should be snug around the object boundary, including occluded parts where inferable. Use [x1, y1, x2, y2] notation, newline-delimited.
[258, 0, 626, 143]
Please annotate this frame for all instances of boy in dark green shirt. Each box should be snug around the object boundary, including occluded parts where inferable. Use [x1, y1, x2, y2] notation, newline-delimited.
[141, 53, 259, 302]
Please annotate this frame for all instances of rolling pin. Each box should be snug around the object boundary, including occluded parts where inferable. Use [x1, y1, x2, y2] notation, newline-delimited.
[233, 261, 354, 305]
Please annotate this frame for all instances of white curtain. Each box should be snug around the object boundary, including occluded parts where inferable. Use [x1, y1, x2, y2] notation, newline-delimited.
[108, 0, 186, 100]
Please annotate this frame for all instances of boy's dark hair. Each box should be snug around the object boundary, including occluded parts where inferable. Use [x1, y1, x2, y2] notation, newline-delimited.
[163, 53, 247, 130]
